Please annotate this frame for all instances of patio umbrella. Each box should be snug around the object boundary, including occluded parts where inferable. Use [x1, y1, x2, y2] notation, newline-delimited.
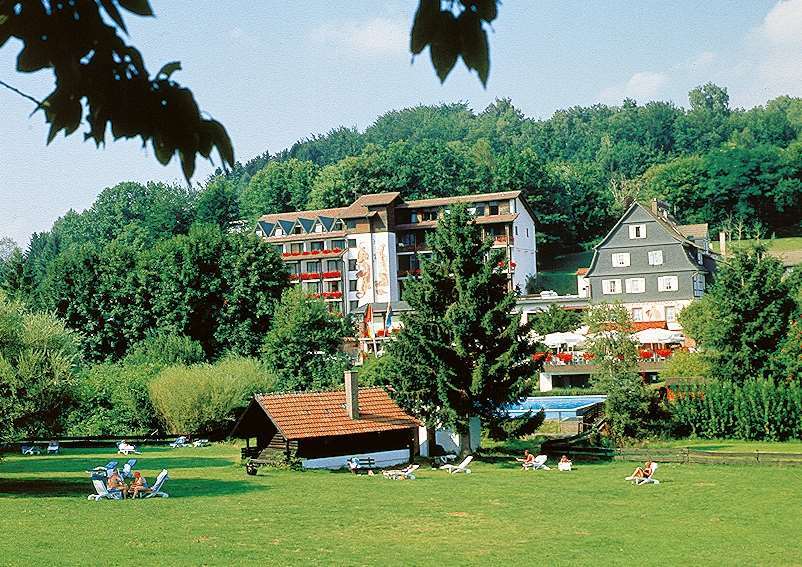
[543, 332, 586, 349]
[634, 328, 684, 344]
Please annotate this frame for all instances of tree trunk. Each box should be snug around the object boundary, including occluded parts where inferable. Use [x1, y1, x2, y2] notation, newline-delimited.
[425, 426, 436, 457]
[457, 429, 472, 457]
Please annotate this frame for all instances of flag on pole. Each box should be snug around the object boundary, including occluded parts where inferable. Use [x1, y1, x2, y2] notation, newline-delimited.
[384, 304, 393, 332]
[363, 304, 373, 338]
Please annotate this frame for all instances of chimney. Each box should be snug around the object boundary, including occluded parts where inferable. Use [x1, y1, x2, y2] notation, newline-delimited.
[719, 231, 727, 257]
[344, 370, 359, 420]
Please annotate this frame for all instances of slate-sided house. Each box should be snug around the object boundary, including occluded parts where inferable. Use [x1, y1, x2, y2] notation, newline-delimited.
[584, 200, 718, 328]
[230, 372, 420, 469]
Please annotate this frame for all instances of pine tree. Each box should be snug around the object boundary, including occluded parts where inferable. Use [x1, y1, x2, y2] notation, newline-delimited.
[385, 203, 538, 453]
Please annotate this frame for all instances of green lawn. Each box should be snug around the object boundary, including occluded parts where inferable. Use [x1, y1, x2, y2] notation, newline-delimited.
[537, 250, 594, 295]
[710, 236, 802, 254]
[2, 444, 802, 566]
[631, 438, 802, 453]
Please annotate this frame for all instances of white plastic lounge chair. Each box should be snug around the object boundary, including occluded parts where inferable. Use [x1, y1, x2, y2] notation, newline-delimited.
[21, 445, 41, 455]
[47, 441, 60, 455]
[142, 469, 170, 498]
[529, 455, 550, 470]
[169, 436, 188, 448]
[625, 462, 660, 485]
[121, 459, 137, 479]
[192, 439, 210, 447]
[87, 473, 123, 501]
[117, 441, 141, 455]
[440, 455, 473, 474]
[383, 464, 420, 480]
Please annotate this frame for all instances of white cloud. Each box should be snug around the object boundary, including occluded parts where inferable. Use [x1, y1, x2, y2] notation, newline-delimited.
[312, 17, 408, 57]
[756, 0, 802, 47]
[599, 71, 670, 104]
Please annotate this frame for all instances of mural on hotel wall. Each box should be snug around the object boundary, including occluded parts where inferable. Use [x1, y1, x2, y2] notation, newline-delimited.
[375, 244, 389, 299]
[355, 245, 372, 299]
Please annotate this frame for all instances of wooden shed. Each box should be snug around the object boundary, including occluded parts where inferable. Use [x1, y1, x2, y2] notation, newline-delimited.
[231, 373, 420, 469]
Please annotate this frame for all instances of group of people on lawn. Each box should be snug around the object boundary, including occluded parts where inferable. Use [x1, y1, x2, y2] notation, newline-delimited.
[106, 469, 149, 499]
[516, 450, 655, 480]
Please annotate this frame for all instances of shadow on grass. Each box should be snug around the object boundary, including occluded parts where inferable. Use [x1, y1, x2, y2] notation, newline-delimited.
[0, 477, 265, 499]
[0, 456, 234, 474]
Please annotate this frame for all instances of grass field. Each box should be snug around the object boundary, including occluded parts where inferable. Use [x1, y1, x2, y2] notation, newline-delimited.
[537, 250, 593, 295]
[2, 445, 802, 566]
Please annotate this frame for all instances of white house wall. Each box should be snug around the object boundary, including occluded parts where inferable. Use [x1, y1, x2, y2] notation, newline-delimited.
[511, 197, 537, 291]
[301, 448, 410, 470]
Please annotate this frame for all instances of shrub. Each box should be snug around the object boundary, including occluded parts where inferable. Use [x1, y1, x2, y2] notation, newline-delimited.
[66, 363, 159, 436]
[668, 379, 802, 441]
[149, 357, 274, 436]
[123, 332, 205, 368]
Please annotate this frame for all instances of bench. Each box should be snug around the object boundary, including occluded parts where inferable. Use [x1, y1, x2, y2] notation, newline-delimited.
[347, 456, 376, 473]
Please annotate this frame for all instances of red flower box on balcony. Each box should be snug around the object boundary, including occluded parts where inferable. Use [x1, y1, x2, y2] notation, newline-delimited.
[656, 348, 673, 358]
[288, 274, 299, 280]
[639, 350, 654, 359]
[582, 352, 595, 361]
[321, 291, 343, 299]
[299, 272, 321, 281]
[557, 352, 573, 363]
[322, 271, 341, 279]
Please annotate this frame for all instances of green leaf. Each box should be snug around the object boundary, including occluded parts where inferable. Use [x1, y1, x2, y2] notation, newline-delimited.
[458, 11, 490, 86]
[430, 11, 459, 83]
[157, 61, 182, 80]
[100, 0, 128, 33]
[410, 0, 438, 55]
[118, 0, 154, 17]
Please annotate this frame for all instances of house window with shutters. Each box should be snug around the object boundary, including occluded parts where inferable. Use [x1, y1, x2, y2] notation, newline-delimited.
[658, 275, 679, 292]
[631, 307, 644, 322]
[665, 305, 677, 322]
[602, 279, 622, 294]
[648, 250, 663, 266]
[628, 224, 646, 239]
[612, 252, 631, 267]
[625, 278, 646, 293]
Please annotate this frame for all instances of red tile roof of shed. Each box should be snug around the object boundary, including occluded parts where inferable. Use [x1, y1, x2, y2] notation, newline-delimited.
[632, 321, 667, 331]
[254, 388, 420, 440]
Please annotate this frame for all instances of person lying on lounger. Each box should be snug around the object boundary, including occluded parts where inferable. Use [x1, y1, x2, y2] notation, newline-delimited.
[107, 471, 128, 499]
[128, 471, 148, 498]
[516, 450, 535, 468]
[558, 455, 573, 471]
[629, 460, 653, 479]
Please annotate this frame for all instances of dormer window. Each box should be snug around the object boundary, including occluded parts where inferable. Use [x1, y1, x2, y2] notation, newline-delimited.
[488, 201, 499, 215]
[629, 224, 646, 239]
[292, 224, 303, 234]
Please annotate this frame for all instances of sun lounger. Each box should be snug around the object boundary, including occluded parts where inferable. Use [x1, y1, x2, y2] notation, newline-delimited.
[625, 462, 660, 485]
[117, 442, 141, 455]
[440, 455, 473, 474]
[47, 441, 60, 455]
[524, 454, 550, 471]
[192, 439, 210, 447]
[383, 464, 420, 480]
[169, 436, 188, 448]
[121, 459, 137, 479]
[21, 445, 41, 455]
[87, 472, 123, 501]
[141, 469, 170, 498]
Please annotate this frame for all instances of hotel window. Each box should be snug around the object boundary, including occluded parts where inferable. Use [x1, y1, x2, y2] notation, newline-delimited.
[326, 259, 340, 272]
[306, 260, 321, 273]
[349, 279, 358, 292]
[410, 212, 420, 224]
[289, 242, 304, 254]
[658, 275, 679, 292]
[612, 252, 631, 267]
[272, 244, 284, 255]
[625, 278, 646, 294]
[665, 305, 677, 322]
[347, 238, 357, 249]
[286, 262, 300, 275]
[274, 227, 284, 236]
[400, 232, 416, 247]
[331, 239, 347, 250]
[292, 224, 303, 234]
[628, 224, 646, 239]
[310, 241, 324, 251]
[422, 209, 438, 221]
[514, 226, 519, 236]
[602, 279, 622, 294]
[488, 201, 499, 215]
[348, 259, 357, 271]
[326, 281, 340, 293]
[693, 273, 705, 297]
[333, 219, 346, 231]
[305, 281, 320, 294]
[631, 307, 644, 322]
[346, 219, 357, 229]
[648, 250, 664, 266]
[313, 222, 324, 233]
[474, 204, 485, 216]
[349, 300, 359, 312]
[526, 228, 529, 237]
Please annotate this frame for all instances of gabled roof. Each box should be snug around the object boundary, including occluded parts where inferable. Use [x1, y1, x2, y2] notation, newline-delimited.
[397, 191, 521, 209]
[253, 388, 420, 440]
[677, 223, 709, 240]
[354, 192, 402, 207]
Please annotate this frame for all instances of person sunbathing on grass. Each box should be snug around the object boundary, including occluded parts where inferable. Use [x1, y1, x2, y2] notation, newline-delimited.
[516, 450, 535, 468]
[630, 460, 653, 479]
[107, 471, 127, 499]
[128, 471, 148, 498]
[558, 455, 573, 471]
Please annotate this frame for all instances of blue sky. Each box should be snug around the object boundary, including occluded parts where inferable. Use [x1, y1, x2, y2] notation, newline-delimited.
[1, 0, 799, 246]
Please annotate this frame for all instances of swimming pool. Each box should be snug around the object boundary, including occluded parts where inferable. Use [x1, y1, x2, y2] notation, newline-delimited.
[506, 395, 607, 420]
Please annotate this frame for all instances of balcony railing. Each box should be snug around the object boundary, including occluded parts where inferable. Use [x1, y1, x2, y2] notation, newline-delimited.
[491, 234, 512, 245]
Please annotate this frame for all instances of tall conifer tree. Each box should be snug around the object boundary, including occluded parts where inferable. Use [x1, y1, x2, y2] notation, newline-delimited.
[386, 203, 538, 452]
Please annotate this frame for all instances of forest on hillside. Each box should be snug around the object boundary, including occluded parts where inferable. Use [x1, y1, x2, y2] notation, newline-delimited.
[2, 82, 802, 365]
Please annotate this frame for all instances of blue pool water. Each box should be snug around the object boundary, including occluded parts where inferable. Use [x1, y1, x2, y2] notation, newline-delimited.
[506, 395, 606, 420]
